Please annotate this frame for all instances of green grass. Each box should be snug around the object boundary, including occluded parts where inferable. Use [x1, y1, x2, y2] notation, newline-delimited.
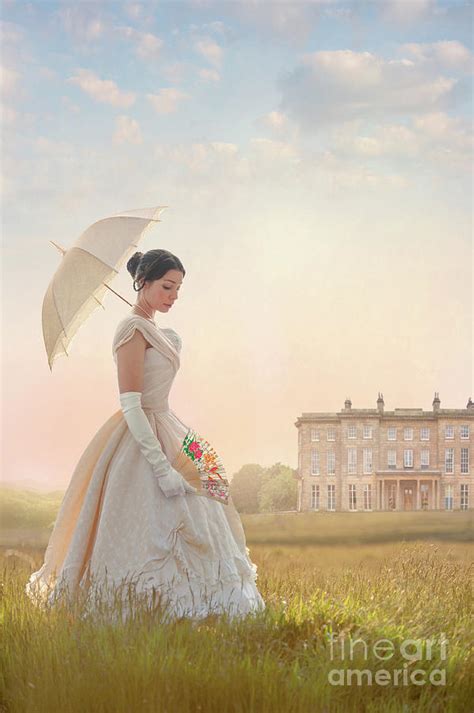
[0, 503, 472, 712]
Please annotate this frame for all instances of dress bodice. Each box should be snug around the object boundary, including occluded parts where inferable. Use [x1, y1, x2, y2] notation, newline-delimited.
[112, 316, 182, 414]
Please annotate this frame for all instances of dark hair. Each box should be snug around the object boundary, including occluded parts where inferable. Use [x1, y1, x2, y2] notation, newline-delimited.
[126, 249, 185, 292]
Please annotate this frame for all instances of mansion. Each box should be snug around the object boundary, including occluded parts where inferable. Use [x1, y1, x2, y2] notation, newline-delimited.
[295, 393, 473, 512]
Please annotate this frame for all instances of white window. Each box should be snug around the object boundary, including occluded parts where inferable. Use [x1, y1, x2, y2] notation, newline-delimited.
[404, 449, 413, 468]
[349, 484, 357, 511]
[327, 427, 336, 441]
[460, 425, 470, 439]
[444, 484, 453, 511]
[387, 427, 397, 441]
[363, 448, 373, 474]
[311, 484, 320, 510]
[311, 449, 320, 475]
[311, 428, 319, 442]
[421, 450, 430, 469]
[388, 450, 397, 468]
[363, 484, 372, 510]
[347, 425, 356, 439]
[347, 447, 357, 475]
[461, 448, 469, 474]
[327, 450, 336, 476]
[404, 428, 413, 441]
[363, 425, 373, 439]
[420, 427, 430, 440]
[445, 448, 454, 474]
[445, 425, 454, 439]
[460, 484, 469, 511]
[327, 484, 336, 511]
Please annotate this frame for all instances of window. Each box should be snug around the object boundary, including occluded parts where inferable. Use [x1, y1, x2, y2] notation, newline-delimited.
[460, 425, 470, 439]
[460, 484, 469, 511]
[420, 427, 430, 440]
[363, 448, 372, 474]
[421, 450, 430, 469]
[363, 425, 373, 439]
[444, 484, 453, 511]
[327, 484, 336, 511]
[404, 449, 413, 468]
[349, 484, 357, 511]
[327, 450, 336, 476]
[311, 449, 320, 475]
[461, 448, 469, 474]
[311, 484, 320, 510]
[347, 425, 356, 439]
[404, 428, 413, 441]
[387, 427, 397, 441]
[327, 427, 336, 441]
[445, 448, 454, 475]
[347, 447, 357, 475]
[311, 428, 319, 442]
[363, 484, 372, 510]
[445, 425, 454, 439]
[388, 450, 397, 468]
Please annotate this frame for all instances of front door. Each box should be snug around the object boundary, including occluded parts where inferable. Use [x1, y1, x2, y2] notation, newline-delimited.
[403, 486, 414, 510]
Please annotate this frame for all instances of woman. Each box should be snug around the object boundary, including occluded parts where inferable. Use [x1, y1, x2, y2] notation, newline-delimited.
[26, 249, 266, 622]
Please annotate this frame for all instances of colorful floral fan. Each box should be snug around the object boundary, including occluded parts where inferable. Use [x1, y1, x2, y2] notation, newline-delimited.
[172, 428, 229, 505]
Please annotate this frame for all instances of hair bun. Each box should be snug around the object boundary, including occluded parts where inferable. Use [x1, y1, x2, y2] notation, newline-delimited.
[126, 251, 143, 279]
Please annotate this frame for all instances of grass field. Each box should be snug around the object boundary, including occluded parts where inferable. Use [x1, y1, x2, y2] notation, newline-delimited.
[0, 493, 472, 713]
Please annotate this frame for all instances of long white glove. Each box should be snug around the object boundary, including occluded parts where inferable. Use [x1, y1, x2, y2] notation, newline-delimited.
[119, 391, 197, 498]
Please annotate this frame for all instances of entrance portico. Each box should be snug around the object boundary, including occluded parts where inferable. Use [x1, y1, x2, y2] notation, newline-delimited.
[377, 475, 441, 511]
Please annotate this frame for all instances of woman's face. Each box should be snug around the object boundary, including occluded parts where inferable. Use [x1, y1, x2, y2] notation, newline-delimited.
[143, 269, 183, 313]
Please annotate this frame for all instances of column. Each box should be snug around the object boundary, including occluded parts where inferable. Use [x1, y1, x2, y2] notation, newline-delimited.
[416, 480, 420, 510]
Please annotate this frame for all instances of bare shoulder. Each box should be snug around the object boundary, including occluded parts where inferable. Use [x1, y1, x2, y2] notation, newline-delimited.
[115, 319, 150, 392]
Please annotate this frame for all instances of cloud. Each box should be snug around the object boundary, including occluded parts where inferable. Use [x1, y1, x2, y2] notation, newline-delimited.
[262, 111, 290, 131]
[0, 19, 25, 45]
[161, 62, 188, 83]
[398, 40, 473, 72]
[67, 68, 136, 108]
[189, 0, 334, 45]
[198, 67, 220, 82]
[195, 37, 223, 66]
[56, 3, 106, 42]
[278, 48, 462, 131]
[328, 110, 472, 173]
[0, 64, 20, 96]
[380, 0, 435, 25]
[114, 25, 164, 60]
[113, 115, 142, 144]
[146, 88, 188, 114]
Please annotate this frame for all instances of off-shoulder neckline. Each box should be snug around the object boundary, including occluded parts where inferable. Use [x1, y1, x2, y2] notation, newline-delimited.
[127, 313, 179, 335]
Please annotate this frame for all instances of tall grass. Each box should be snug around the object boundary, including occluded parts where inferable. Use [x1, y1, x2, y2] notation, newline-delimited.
[1, 535, 472, 712]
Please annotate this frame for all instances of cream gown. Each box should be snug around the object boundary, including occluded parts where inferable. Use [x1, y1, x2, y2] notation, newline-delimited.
[25, 313, 266, 622]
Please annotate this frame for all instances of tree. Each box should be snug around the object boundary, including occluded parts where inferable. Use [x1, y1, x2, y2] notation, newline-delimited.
[258, 463, 298, 512]
[229, 463, 264, 513]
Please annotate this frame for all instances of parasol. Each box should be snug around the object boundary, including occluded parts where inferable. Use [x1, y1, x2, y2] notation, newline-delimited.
[43, 206, 167, 370]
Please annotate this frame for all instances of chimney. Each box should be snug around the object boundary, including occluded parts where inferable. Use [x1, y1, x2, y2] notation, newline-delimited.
[377, 392, 384, 414]
[433, 392, 441, 412]
[344, 398, 352, 410]
[467, 397, 474, 410]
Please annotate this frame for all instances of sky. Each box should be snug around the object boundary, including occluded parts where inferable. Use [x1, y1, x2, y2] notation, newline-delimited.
[1, 0, 472, 491]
